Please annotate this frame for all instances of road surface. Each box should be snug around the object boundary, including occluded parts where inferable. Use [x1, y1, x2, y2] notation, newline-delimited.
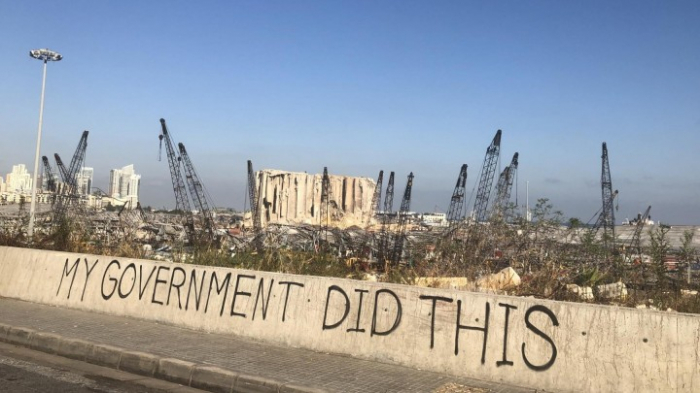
[0, 341, 204, 393]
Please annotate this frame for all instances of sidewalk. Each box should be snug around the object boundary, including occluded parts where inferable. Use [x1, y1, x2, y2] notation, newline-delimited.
[0, 297, 538, 393]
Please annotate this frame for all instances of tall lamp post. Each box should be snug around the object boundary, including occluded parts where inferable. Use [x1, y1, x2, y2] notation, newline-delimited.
[28, 48, 62, 238]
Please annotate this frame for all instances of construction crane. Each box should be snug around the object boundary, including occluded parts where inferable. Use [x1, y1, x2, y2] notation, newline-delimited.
[593, 142, 617, 248]
[446, 164, 468, 227]
[158, 119, 195, 243]
[53, 154, 68, 205]
[178, 143, 216, 240]
[42, 156, 56, 192]
[320, 167, 331, 227]
[179, 142, 217, 243]
[66, 131, 89, 189]
[391, 172, 414, 266]
[370, 170, 384, 221]
[247, 160, 261, 232]
[53, 133, 88, 194]
[492, 167, 511, 219]
[628, 206, 652, 258]
[491, 152, 519, 220]
[54, 154, 69, 184]
[365, 170, 384, 259]
[378, 171, 395, 264]
[321, 167, 343, 224]
[53, 131, 89, 217]
[473, 130, 502, 222]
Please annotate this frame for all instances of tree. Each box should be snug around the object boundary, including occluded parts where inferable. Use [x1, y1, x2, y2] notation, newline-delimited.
[649, 225, 671, 290]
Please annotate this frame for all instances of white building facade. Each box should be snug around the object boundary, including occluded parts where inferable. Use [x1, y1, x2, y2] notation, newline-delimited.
[76, 167, 94, 196]
[108, 164, 141, 207]
[6, 164, 32, 193]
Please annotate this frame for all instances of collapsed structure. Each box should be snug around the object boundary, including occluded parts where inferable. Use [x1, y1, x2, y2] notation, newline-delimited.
[252, 169, 376, 229]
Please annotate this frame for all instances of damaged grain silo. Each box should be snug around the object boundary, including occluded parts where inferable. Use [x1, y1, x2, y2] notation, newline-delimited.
[250, 169, 376, 229]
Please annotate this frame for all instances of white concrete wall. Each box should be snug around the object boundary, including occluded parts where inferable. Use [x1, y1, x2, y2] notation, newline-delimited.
[1, 246, 698, 392]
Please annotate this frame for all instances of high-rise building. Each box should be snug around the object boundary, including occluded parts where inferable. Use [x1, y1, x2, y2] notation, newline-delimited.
[109, 164, 141, 206]
[76, 167, 94, 196]
[6, 164, 32, 192]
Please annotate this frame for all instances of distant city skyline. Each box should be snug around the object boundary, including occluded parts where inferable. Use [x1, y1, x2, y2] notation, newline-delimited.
[1, 162, 139, 208]
[1, 1, 699, 223]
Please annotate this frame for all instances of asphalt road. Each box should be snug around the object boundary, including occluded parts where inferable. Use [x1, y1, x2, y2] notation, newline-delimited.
[0, 341, 205, 393]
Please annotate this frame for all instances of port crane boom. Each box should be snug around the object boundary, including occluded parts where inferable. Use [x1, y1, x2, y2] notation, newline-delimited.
[593, 142, 617, 247]
[473, 130, 502, 222]
[158, 119, 195, 243]
[391, 172, 414, 265]
[320, 167, 331, 227]
[378, 171, 395, 264]
[53, 131, 89, 218]
[247, 160, 261, 232]
[54, 154, 69, 184]
[446, 164, 468, 227]
[628, 206, 652, 257]
[42, 156, 56, 192]
[492, 152, 519, 220]
[179, 142, 216, 242]
[66, 131, 89, 189]
[370, 170, 384, 221]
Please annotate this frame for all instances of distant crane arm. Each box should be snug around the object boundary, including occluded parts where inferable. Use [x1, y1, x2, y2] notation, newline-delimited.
[159, 118, 195, 242]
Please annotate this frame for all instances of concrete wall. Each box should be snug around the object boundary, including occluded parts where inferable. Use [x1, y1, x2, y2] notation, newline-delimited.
[1, 245, 698, 392]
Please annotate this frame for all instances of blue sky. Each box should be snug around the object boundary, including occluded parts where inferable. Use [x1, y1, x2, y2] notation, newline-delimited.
[1, 1, 699, 224]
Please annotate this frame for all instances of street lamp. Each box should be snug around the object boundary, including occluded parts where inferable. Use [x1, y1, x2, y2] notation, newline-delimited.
[28, 48, 62, 238]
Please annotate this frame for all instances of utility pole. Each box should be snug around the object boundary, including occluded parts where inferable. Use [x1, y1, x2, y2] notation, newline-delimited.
[28, 48, 62, 238]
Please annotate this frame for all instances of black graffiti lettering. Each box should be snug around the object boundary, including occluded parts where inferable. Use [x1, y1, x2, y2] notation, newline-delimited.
[50, 257, 568, 374]
[371, 289, 402, 336]
[151, 266, 170, 305]
[323, 285, 350, 330]
[252, 278, 274, 321]
[81, 259, 99, 301]
[117, 263, 137, 299]
[231, 274, 255, 318]
[204, 272, 231, 316]
[138, 265, 157, 300]
[497, 303, 518, 367]
[48, 257, 566, 375]
[419, 295, 453, 349]
[101, 260, 121, 300]
[347, 289, 368, 333]
[455, 300, 490, 364]
[56, 258, 80, 299]
[167, 267, 187, 309]
[278, 281, 304, 322]
[522, 305, 559, 371]
[186, 269, 206, 311]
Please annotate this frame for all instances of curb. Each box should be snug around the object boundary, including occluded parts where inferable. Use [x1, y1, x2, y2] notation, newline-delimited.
[0, 323, 326, 393]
